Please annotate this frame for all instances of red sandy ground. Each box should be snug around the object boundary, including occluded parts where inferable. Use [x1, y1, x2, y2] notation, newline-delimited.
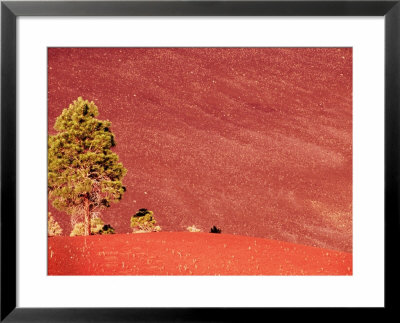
[48, 48, 352, 254]
[48, 233, 352, 276]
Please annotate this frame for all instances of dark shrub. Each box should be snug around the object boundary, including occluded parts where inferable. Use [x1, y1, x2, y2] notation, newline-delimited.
[134, 208, 151, 217]
[210, 226, 221, 234]
[99, 224, 115, 235]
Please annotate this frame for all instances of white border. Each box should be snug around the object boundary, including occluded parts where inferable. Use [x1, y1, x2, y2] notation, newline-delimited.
[17, 17, 384, 307]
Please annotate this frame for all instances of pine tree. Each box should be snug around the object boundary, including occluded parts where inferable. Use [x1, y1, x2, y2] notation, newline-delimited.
[48, 97, 127, 236]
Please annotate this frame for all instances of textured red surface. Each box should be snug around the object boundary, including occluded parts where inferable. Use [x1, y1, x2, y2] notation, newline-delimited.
[48, 233, 352, 275]
[48, 48, 352, 253]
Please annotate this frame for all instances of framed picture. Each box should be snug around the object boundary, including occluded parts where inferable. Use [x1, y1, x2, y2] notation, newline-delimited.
[1, 0, 399, 321]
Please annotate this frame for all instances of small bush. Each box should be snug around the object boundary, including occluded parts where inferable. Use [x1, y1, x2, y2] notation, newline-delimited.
[70, 217, 115, 236]
[210, 226, 221, 234]
[48, 212, 63, 237]
[99, 224, 115, 235]
[91, 217, 105, 235]
[187, 225, 201, 232]
[70, 222, 85, 237]
[131, 208, 161, 233]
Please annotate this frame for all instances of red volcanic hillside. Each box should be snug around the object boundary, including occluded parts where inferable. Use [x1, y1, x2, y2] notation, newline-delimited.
[48, 232, 352, 276]
[48, 48, 352, 253]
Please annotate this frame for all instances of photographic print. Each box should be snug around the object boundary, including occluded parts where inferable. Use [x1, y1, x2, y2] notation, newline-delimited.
[47, 48, 352, 276]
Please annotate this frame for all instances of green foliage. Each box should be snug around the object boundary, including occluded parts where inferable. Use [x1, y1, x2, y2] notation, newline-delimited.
[48, 97, 127, 235]
[70, 222, 85, 237]
[48, 212, 63, 237]
[130, 208, 161, 233]
[70, 217, 116, 236]
[99, 224, 115, 235]
[91, 217, 105, 235]
[90, 217, 116, 235]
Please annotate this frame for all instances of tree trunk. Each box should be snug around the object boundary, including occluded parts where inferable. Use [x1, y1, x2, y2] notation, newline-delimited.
[84, 197, 91, 236]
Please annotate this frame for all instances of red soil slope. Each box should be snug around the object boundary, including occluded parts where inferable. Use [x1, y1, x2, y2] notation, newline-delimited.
[48, 48, 352, 253]
[48, 233, 352, 276]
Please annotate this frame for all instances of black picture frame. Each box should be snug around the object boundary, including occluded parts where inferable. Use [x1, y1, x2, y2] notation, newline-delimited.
[1, 0, 399, 321]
